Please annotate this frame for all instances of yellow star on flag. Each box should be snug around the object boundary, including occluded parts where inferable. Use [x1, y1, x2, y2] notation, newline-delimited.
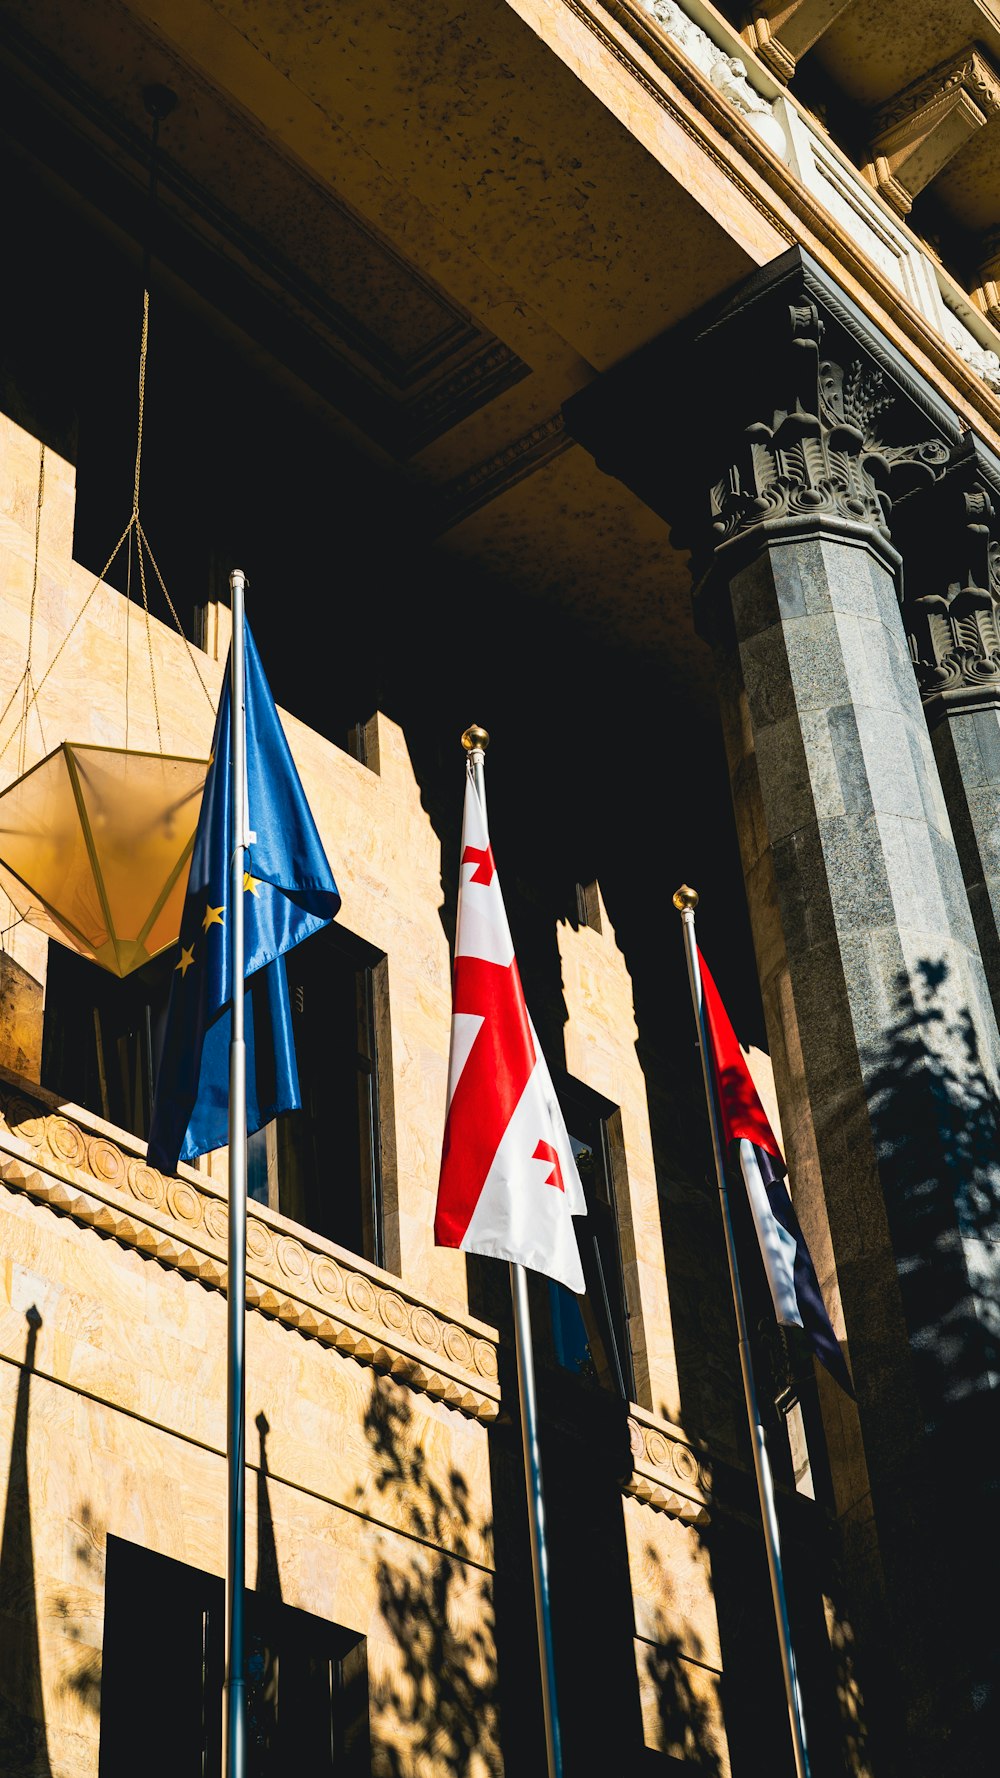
[176, 944, 196, 977]
[202, 902, 225, 931]
[243, 871, 261, 896]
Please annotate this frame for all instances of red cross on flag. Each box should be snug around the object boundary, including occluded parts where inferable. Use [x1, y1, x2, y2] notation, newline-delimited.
[435, 767, 587, 1293]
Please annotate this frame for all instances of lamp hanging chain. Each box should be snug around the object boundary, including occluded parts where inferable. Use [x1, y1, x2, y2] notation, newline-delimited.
[129, 287, 163, 753]
[18, 444, 48, 777]
[0, 86, 214, 769]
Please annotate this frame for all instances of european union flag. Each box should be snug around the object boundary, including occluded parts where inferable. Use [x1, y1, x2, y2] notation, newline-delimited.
[146, 620, 340, 1175]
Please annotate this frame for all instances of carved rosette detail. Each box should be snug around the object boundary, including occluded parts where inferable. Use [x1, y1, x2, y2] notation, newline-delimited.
[0, 1083, 500, 1422]
[622, 1415, 711, 1524]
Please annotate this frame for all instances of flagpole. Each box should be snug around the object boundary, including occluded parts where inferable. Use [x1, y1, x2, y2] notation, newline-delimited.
[673, 886, 810, 1778]
[224, 568, 249, 1778]
[462, 725, 564, 1778]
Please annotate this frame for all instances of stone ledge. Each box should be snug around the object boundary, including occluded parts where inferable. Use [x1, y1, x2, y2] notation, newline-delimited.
[0, 1075, 500, 1424]
[623, 1405, 712, 1525]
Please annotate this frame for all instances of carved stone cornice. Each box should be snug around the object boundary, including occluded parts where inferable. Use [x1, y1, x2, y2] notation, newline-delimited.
[863, 46, 1000, 216]
[0, 1076, 501, 1423]
[622, 1408, 712, 1523]
[894, 436, 1000, 723]
[743, 0, 854, 84]
[434, 413, 571, 532]
[563, 249, 956, 597]
[635, 0, 786, 156]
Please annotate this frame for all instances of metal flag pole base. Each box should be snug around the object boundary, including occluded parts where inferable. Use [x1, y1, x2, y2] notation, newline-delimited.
[223, 568, 249, 1778]
[511, 1261, 564, 1778]
[673, 885, 811, 1778]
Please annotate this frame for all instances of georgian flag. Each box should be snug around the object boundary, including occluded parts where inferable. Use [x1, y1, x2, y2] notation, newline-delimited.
[700, 950, 854, 1396]
[434, 768, 586, 1293]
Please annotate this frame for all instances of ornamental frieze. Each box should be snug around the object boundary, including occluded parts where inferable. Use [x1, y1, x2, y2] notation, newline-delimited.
[0, 1081, 501, 1423]
[622, 1409, 712, 1525]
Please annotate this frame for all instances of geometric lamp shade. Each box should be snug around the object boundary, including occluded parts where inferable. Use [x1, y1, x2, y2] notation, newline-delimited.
[0, 743, 208, 978]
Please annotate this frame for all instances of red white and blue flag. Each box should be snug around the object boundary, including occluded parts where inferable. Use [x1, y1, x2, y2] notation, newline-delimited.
[434, 767, 586, 1293]
[700, 950, 854, 1396]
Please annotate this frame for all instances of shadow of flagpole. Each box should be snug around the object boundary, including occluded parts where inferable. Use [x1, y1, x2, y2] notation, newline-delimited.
[247, 1411, 282, 1764]
[254, 1411, 281, 1604]
[0, 1306, 53, 1778]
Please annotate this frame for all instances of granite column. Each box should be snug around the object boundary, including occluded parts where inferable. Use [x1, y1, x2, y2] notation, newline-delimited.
[565, 251, 1000, 1777]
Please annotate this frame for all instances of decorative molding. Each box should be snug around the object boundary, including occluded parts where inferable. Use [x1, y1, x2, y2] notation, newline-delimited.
[636, 0, 787, 156]
[435, 414, 572, 531]
[744, 0, 853, 83]
[0, 1081, 500, 1423]
[405, 342, 532, 456]
[895, 438, 1000, 722]
[863, 47, 1000, 216]
[944, 315, 1000, 396]
[622, 1409, 712, 1523]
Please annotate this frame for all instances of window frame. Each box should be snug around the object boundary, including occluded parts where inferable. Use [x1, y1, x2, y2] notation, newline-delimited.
[547, 1070, 635, 1402]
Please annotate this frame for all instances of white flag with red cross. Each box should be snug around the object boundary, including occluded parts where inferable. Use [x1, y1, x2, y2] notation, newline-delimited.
[434, 767, 587, 1293]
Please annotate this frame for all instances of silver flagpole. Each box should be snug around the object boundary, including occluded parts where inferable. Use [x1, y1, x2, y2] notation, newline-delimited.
[461, 725, 564, 1778]
[673, 885, 810, 1778]
[224, 569, 249, 1778]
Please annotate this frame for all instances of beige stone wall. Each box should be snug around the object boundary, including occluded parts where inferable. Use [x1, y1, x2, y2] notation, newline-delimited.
[558, 884, 681, 1421]
[0, 1018, 507, 1770]
[0, 414, 465, 1314]
[0, 408, 734, 1771]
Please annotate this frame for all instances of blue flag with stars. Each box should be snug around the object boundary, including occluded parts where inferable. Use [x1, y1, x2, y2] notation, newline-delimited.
[146, 619, 340, 1176]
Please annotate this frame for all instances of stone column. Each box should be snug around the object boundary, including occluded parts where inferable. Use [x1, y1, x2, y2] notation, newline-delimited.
[892, 438, 1000, 1023]
[564, 250, 1000, 1777]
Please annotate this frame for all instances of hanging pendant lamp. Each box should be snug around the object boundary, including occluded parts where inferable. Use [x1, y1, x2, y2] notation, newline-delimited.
[0, 85, 213, 980]
[0, 742, 207, 978]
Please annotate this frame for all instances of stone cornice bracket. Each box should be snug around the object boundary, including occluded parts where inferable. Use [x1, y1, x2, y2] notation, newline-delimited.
[561, 248, 958, 603]
[893, 435, 1000, 724]
[972, 226, 1000, 329]
[862, 45, 1000, 217]
[743, 0, 854, 84]
[622, 1410, 712, 1524]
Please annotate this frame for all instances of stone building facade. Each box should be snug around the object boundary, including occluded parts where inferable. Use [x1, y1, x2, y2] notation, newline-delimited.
[0, 2, 998, 1775]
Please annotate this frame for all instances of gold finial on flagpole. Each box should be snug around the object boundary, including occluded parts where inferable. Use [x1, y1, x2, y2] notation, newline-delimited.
[673, 884, 699, 911]
[462, 725, 490, 753]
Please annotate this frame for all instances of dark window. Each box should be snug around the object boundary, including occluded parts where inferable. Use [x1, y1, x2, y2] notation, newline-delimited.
[99, 1538, 369, 1777]
[42, 925, 389, 1265]
[41, 942, 173, 1141]
[248, 927, 387, 1266]
[547, 1091, 634, 1399]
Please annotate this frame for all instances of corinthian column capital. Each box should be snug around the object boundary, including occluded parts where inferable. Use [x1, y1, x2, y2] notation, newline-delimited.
[893, 435, 1000, 724]
[563, 248, 956, 600]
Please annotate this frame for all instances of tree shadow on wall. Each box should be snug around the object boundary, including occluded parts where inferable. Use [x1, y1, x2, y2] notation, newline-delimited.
[867, 959, 1000, 1414]
[635, 1534, 727, 1775]
[52, 1503, 103, 1724]
[357, 1379, 502, 1778]
[0, 1307, 52, 1778]
[862, 957, 1000, 1760]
